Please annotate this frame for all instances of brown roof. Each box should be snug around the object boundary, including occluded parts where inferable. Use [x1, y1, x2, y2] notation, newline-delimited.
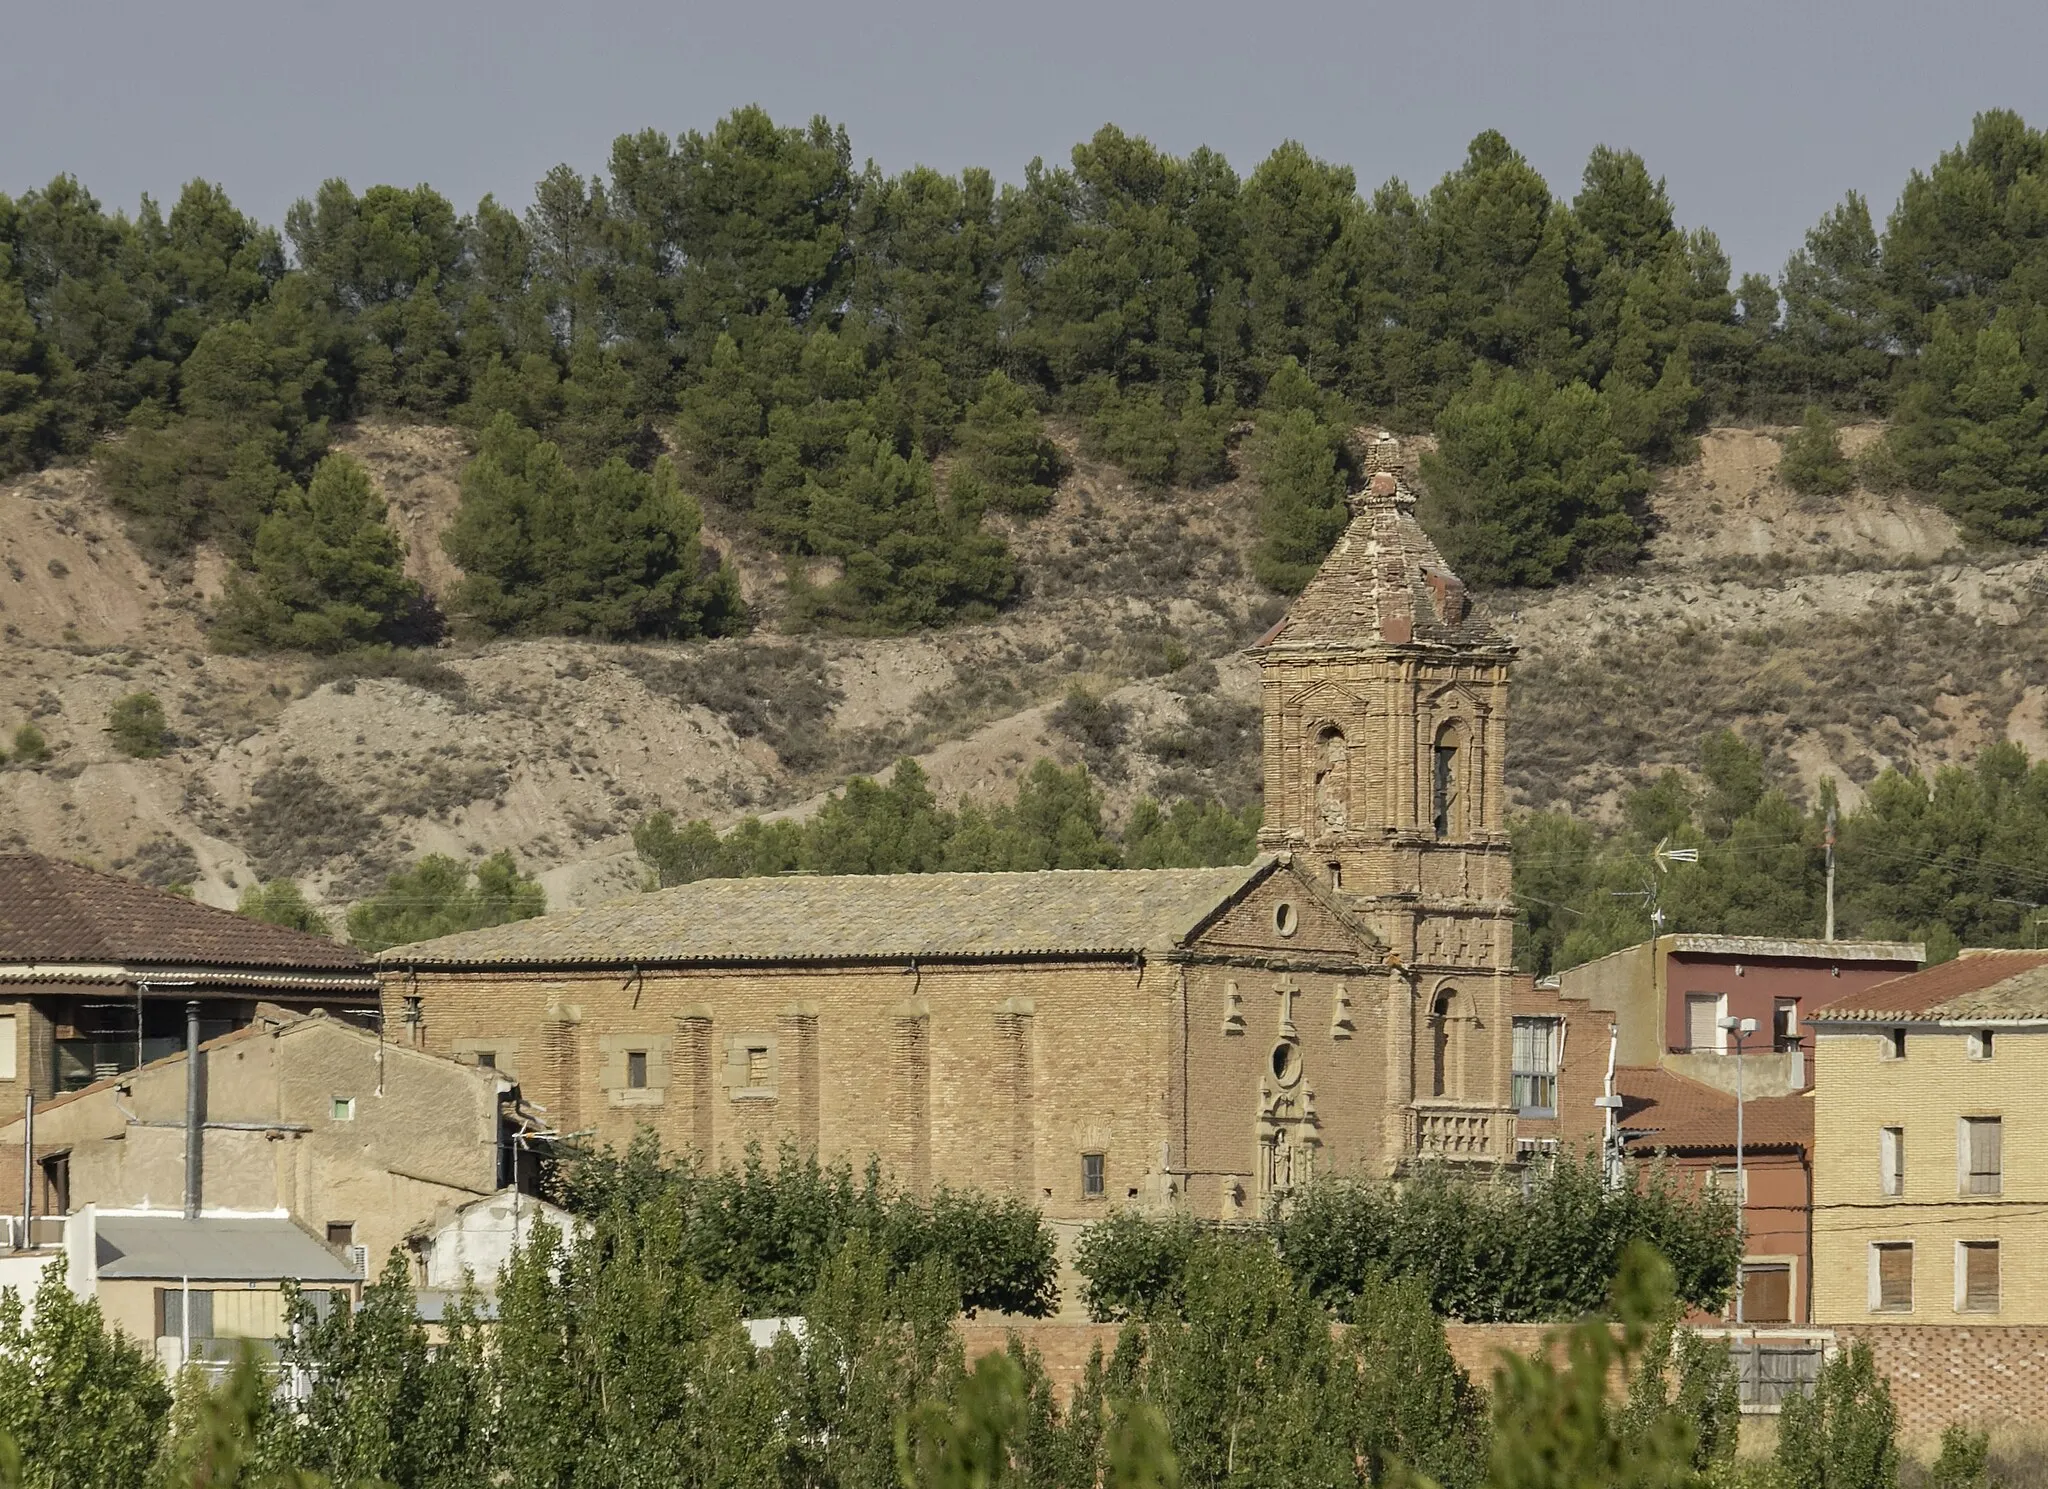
[1808, 949, 2048, 1021]
[378, 859, 1345, 968]
[1615, 1066, 1811, 1154]
[0, 854, 364, 973]
[1252, 463, 1512, 656]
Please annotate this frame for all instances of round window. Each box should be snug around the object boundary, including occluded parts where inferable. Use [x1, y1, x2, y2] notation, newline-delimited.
[1271, 1040, 1301, 1086]
[1274, 902, 1299, 937]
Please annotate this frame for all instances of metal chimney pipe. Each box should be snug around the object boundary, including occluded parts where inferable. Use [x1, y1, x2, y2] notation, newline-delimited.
[20, 1093, 32, 1247]
[183, 1001, 201, 1221]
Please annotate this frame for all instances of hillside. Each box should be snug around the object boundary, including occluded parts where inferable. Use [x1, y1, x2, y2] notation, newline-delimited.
[0, 420, 2037, 920]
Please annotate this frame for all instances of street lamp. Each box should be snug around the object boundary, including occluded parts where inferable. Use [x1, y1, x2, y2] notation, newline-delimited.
[1718, 1014, 1759, 1323]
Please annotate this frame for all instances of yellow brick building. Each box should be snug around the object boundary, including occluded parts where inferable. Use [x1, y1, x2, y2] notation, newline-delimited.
[1809, 950, 2048, 1323]
[380, 443, 1522, 1224]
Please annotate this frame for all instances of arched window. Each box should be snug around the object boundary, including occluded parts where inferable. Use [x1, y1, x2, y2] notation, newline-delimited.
[1311, 725, 1348, 838]
[1429, 988, 1459, 1099]
[1431, 722, 1467, 839]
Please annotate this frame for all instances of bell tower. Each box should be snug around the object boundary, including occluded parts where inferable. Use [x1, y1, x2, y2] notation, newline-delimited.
[1250, 435, 1517, 1156]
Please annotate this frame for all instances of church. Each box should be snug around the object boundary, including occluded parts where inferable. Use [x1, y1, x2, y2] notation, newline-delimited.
[379, 438, 1520, 1225]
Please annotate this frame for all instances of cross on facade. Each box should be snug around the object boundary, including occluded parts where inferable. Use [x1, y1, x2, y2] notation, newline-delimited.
[1274, 977, 1300, 1036]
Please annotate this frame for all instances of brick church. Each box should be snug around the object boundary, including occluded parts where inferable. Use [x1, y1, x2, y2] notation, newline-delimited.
[380, 438, 1519, 1224]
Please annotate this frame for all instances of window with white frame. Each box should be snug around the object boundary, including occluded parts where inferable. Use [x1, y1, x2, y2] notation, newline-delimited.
[1685, 994, 1726, 1053]
[1967, 1029, 1995, 1061]
[1961, 1117, 2002, 1195]
[1511, 1016, 1560, 1115]
[1880, 1126, 1904, 1197]
[1708, 1166, 1749, 1204]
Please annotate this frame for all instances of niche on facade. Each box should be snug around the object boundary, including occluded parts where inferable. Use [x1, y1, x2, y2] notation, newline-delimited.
[1425, 985, 1466, 1100]
[1309, 723, 1350, 840]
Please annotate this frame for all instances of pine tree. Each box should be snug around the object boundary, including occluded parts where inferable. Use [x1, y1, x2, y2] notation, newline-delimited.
[0, 266, 60, 477]
[1248, 405, 1349, 593]
[954, 370, 1060, 513]
[1419, 369, 1650, 587]
[345, 850, 546, 952]
[1780, 406, 1856, 495]
[1886, 310, 2048, 543]
[1778, 192, 1894, 412]
[213, 452, 420, 652]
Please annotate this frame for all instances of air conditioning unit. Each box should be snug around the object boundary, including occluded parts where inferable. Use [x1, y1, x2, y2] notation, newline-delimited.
[346, 1245, 369, 1277]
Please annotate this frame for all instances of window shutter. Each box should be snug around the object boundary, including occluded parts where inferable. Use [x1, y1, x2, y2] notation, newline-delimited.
[1965, 1118, 2002, 1194]
[1687, 996, 1719, 1052]
[1741, 1265, 1792, 1324]
[1963, 1243, 1999, 1311]
[1875, 1244, 1912, 1310]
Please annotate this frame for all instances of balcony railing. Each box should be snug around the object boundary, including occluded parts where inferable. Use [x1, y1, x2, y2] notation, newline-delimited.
[1410, 1104, 1515, 1162]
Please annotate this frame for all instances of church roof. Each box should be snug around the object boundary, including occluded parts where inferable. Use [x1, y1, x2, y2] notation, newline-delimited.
[1254, 452, 1511, 656]
[380, 859, 1291, 968]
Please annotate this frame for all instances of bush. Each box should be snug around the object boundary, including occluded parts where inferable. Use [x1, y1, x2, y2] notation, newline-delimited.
[240, 755, 375, 880]
[8, 723, 49, 766]
[105, 691, 167, 758]
[1780, 405, 1856, 495]
[301, 643, 466, 699]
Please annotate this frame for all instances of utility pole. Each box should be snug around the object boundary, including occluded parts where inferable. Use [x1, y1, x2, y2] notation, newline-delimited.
[1824, 805, 1837, 942]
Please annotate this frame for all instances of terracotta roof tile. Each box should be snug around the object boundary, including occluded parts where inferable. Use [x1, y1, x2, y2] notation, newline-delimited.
[1614, 1066, 1811, 1154]
[0, 854, 364, 972]
[381, 860, 1305, 967]
[1809, 950, 2048, 1021]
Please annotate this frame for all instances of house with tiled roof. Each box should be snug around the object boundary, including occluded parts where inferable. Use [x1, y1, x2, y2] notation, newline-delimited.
[1614, 1065, 1816, 1323]
[1808, 949, 2048, 1324]
[381, 444, 1529, 1229]
[0, 853, 377, 1108]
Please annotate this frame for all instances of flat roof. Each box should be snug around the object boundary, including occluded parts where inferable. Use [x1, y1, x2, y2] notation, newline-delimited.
[92, 1214, 361, 1283]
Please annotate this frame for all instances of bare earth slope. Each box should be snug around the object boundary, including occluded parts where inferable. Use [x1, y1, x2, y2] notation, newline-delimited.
[0, 420, 2035, 919]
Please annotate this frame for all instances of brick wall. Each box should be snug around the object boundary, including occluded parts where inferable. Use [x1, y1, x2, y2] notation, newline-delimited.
[1811, 1027, 2048, 1324]
[1835, 1325, 2048, 1434]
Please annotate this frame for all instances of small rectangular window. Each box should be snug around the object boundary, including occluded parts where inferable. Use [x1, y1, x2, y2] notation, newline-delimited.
[1962, 1117, 2002, 1195]
[156, 1287, 214, 1340]
[331, 1097, 355, 1122]
[1873, 1243, 1913, 1311]
[1961, 1242, 2000, 1312]
[625, 1051, 649, 1090]
[1885, 1028, 1907, 1060]
[1081, 1152, 1106, 1199]
[475, 1050, 497, 1070]
[746, 1046, 771, 1086]
[1880, 1127, 1905, 1197]
[325, 1222, 354, 1249]
[1968, 1029, 1994, 1061]
[1709, 1166, 1749, 1204]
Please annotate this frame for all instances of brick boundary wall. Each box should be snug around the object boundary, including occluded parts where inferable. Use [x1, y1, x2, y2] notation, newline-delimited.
[956, 1320, 1578, 1401]
[958, 1320, 2048, 1434]
[1834, 1326, 2048, 1435]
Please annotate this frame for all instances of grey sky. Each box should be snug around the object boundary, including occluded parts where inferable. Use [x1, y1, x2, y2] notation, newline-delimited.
[3, 0, 2042, 280]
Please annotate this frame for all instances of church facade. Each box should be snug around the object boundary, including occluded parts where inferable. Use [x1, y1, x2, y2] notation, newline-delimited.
[378, 442, 1520, 1223]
